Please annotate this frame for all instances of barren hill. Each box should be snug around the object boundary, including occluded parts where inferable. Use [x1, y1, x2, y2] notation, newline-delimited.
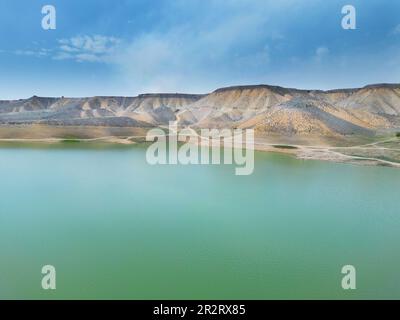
[1, 84, 399, 137]
[177, 84, 400, 136]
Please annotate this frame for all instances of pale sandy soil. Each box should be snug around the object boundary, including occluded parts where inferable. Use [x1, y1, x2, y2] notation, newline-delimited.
[0, 125, 148, 140]
[0, 125, 399, 167]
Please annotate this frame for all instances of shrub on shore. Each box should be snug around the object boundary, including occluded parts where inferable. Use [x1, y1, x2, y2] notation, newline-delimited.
[396, 132, 400, 138]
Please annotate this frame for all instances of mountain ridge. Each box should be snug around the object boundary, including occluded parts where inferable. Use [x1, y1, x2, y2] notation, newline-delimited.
[1, 83, 400, 137]
[2, 82, 400, 101]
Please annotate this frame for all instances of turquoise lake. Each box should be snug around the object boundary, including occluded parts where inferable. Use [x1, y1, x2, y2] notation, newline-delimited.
[0, 144, 399, 299]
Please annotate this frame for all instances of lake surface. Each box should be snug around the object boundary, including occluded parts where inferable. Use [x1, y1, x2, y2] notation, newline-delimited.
[0, 144, 399, 299]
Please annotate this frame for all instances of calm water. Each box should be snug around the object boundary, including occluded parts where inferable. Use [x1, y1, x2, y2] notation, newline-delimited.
[0, 144, 399, 299]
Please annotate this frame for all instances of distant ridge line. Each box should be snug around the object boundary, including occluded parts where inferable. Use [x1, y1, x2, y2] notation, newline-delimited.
[1, 83, 400, 101]
[212, 83, 400, 95]
[137, 93, 205, 99]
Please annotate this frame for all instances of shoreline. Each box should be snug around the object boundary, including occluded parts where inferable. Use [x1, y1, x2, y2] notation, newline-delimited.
[0, 135, 399, 168]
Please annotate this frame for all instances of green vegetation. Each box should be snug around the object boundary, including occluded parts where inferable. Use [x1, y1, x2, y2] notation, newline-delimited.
[396, 132, 400, 138]
[61, 139, 81, 143]
[273, 145, 298, 149]
[59, 134, 81, 139]
[59, 134, 82, 143]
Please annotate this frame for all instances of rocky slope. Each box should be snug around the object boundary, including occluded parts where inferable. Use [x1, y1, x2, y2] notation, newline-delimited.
[1, 84, 399, 137]
[0, 94, 204, 127]
[177, 84, 400, 136]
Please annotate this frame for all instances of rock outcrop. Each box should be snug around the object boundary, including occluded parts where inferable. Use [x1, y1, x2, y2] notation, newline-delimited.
[1, 84, 399, 137]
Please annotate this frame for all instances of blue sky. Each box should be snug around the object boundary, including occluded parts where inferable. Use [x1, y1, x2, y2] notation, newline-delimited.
[0, 0, 399, 99]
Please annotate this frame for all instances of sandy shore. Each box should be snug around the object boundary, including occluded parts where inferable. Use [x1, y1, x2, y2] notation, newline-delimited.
[1, 135, 399, 168]
[0, 125, 399, 168]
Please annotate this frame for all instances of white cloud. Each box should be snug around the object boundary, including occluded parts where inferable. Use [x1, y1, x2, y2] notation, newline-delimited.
[392, 24, 400, 35]
[106, 1, 285, 94]
[314, 46, 329, 62]
[14, 48, 50, 57]
[54, 35, 121, 62]
[59, 45, 80, 53]
[12, 1, 296, 94]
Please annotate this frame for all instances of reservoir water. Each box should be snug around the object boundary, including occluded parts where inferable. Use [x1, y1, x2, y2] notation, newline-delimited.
[0, 144, 399, 299]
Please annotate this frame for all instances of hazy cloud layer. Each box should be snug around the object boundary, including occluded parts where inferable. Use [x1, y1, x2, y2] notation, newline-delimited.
[54, 35, 121, 62]
[1, 0, 400, 98]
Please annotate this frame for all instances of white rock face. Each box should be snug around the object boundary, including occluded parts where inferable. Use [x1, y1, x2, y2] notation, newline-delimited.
[0, 84, 399, 136]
